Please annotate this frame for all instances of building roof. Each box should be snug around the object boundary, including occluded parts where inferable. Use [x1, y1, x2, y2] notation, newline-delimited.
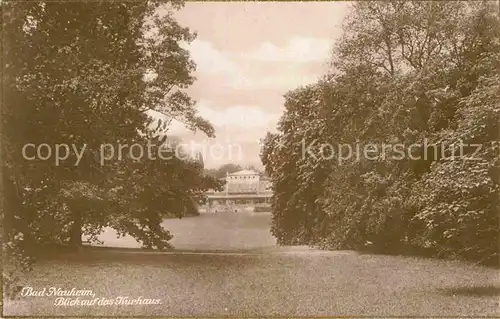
[228, 169, 259, 176]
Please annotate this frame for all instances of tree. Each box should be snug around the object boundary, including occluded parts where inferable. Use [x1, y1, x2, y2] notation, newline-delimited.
[261, 0, 499, 263]
[3, 0, 223, 295]
[205, 163, 243, 179]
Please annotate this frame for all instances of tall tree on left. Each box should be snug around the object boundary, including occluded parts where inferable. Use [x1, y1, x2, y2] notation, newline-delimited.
[2, 0, 220, 294]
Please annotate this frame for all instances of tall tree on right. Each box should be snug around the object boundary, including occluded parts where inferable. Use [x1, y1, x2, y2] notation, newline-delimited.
[261, 1, 499, 263]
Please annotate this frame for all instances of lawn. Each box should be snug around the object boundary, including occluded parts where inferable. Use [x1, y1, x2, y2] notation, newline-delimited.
[86, 210, 277, 251]
[3, 249, 499, 317]
[4, 211, 499, 317]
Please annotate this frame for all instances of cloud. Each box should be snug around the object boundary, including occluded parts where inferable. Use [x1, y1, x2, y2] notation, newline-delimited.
[147, 104, 279, 169]
[244, 37, 332, 63]
[183, 38, 328, 90]
[182, 39, 239, 75]
[197, 100, 281, 129]
[145, 110, 188, 136]
[146, 101, 282, 137]
[225, 73, 319, 90]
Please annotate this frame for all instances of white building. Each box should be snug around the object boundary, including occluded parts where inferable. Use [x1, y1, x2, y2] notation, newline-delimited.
[205, 169, 272, 211]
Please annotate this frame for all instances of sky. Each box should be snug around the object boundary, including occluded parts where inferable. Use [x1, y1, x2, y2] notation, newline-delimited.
[153, 2, 351, 169]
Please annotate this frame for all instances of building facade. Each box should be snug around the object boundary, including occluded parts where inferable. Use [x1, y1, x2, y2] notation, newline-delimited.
[204, 169, 272, 212]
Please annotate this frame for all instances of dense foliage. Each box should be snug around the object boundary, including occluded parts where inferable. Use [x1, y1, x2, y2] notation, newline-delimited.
[261, 1, 499, 264]
[2, 0, 222, 295]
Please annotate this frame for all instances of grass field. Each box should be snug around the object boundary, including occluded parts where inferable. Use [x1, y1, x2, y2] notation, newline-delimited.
[4, 249, 499, 317]
[4, 211, 499, 317]
[87, 210, 277, 250]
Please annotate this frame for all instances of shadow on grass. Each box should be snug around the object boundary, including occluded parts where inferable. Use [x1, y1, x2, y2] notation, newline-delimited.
[439, 285, 500, 297]
[356, 244, 440, 259]
[356, 244, 500, 268]
[34, 246, 266, 272]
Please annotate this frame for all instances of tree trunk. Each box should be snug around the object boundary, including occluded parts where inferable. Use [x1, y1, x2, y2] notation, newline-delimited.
[68, 205, 82, 252]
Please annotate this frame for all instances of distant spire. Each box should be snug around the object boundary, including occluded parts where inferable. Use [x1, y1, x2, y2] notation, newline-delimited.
[195, 151, 204, 169]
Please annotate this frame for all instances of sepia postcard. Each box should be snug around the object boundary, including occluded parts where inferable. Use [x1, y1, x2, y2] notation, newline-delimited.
[2, 0, 499, 317]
